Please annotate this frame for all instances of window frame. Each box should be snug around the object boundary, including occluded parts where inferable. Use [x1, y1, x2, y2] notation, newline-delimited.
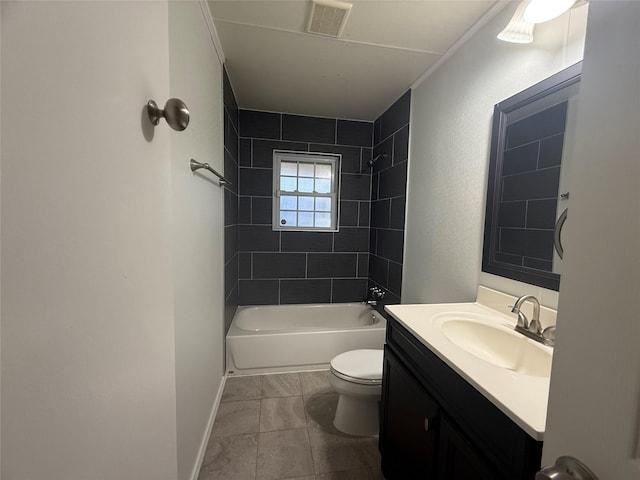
[272, 150, 341, 232]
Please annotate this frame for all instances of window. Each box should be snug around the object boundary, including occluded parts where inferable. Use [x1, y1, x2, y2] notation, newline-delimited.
[273, 150, 340, 232]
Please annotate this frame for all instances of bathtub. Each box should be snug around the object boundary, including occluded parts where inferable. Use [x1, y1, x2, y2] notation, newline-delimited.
[226, 303, 386, 375]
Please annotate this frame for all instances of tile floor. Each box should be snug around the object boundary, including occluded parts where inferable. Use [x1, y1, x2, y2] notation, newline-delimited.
[198, 371, 384, 480]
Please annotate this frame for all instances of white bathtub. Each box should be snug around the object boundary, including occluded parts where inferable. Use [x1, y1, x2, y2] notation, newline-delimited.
[226, 303, 387, 375]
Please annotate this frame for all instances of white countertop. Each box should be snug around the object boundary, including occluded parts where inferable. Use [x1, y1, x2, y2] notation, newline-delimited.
[385, 287, 555, 441]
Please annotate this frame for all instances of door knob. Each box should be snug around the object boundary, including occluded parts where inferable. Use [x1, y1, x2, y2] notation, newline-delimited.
[536, 456, 598, 480]
[146, 98, 190, 131]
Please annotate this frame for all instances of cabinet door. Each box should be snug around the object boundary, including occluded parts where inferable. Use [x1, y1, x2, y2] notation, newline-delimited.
[380, 347, 440, 479]
[438, 416, 502, 480]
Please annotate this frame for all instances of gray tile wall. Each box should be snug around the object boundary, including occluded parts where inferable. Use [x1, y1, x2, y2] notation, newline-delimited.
[497, 101, 567, 272]
[238, 109, 374, 305]
[369, 90, 411, 306]
[223, 67, 240, 332]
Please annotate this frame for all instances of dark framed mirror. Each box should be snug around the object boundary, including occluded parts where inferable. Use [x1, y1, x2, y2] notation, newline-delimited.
[482, 62, 582, 291]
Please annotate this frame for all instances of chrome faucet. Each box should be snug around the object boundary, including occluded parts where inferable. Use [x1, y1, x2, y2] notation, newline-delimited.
[511, 295, 542, 335]
[364, 286, 385, 306]
[510, 295, 556, 346]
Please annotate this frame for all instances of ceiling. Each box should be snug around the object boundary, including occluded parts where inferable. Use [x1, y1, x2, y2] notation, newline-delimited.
[208, 0, 498, 121]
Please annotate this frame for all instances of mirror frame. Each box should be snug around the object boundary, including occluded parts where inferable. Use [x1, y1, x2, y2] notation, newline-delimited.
[482, 62, 582, 291]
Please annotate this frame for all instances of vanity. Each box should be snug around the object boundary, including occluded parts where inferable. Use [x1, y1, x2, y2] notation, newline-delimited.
[376, 63, 579, 479]
[379, 287, 555, 479]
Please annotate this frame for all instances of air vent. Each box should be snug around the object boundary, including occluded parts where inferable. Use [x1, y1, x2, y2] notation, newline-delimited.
[307, 0, 352, 38]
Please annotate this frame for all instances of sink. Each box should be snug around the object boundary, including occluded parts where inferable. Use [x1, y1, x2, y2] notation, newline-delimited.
[385, 292, 556, 438]
[440, 318, 552, 378]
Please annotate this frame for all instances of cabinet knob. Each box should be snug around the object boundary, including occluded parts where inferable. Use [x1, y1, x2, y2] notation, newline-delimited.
[424, 418, 429, 432]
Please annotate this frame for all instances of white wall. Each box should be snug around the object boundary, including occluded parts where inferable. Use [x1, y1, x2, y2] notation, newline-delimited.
[403, 2, 587, 307]
[168, 2, 226, 479]
[542, 3, 640, 477]
[0, 5, 3, 471]
[0, 1, 216, 479]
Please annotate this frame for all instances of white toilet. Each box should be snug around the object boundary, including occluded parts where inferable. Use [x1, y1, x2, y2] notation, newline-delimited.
[329, 349, 384, 436]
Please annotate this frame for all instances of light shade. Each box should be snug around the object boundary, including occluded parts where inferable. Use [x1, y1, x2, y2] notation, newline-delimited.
[497, 1, 534, 44]
[524, 0, 576, 24]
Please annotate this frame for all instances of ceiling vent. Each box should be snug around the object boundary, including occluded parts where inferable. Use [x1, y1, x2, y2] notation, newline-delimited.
[306, 0, 352, 38]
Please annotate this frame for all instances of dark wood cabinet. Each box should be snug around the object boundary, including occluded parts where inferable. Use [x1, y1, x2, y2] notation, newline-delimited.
[437, 415, 501, 480]
[380, 348, 439, 478]
[379, 315, 543, 480]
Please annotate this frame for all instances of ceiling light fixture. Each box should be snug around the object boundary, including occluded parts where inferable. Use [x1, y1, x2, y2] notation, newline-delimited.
[498, 0, 587, 44]
[523, 0, 577, 24]
[497, 1, 534, 44]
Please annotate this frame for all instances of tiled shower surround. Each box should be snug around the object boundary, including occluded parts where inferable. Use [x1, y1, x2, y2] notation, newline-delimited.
[228, 88, 411, 307]
[369, 91, 410, 306]
[237, 110, 373, 305]
[224, 67, 240, 332]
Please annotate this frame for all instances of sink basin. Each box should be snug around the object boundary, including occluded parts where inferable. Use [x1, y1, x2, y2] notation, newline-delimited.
[386, 295, 556, 438]
[440, 319, 552, 378]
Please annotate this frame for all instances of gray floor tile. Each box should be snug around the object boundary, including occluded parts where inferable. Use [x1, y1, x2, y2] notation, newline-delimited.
[368, 466, 384, 480]
[299, 371, 333, 396]
[257, 428, 315, 480]
[308, 426, 380, 474]
[262, 373, 302, 398]
[212, 400, 261, 437]
[303, 393, 339, 431]
[200, 372, 382, 480]
[198, 433, 258, 480]
[222, 375, 264, 402]
[260, 396, 306, 432]
[316, 471, 372, 479]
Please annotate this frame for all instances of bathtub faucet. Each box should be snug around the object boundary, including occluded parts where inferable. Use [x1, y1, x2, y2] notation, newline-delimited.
[364, 287, 385, 306]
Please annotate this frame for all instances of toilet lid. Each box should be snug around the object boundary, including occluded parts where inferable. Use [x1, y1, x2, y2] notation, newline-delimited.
[330, 349, 383, 382]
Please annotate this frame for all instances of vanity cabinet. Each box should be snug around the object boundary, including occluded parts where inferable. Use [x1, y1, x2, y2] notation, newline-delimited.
[437, 415, 501, 480]
[379, 315, 543, 479]
[380, 348, 439, 478]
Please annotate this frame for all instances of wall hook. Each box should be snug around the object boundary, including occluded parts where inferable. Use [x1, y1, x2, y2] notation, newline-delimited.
[146, 98, 190, 131]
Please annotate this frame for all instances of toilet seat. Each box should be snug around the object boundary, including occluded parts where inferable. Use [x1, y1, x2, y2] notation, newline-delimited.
[330, 349, 383, 386]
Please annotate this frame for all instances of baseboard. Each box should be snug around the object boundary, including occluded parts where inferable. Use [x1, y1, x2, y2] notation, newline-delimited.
[189, 374, 227, 480]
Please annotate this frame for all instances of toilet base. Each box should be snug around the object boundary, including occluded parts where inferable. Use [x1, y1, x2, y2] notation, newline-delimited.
[333, 393, 380, 436]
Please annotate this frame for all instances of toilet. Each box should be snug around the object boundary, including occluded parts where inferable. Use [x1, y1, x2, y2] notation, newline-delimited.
[329, 349, 384, 436]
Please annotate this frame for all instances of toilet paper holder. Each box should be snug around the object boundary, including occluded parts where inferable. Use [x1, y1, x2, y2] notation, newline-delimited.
[536, 456, 598, 480]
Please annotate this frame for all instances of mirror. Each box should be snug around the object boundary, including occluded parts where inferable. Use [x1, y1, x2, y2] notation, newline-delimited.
[482, 62, 582, 291]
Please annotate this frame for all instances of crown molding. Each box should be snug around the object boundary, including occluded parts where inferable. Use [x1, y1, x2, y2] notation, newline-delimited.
[199, 0, 225, 65]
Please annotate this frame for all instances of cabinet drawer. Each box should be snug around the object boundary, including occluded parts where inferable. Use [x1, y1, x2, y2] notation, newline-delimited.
[385, 314, 542, 479]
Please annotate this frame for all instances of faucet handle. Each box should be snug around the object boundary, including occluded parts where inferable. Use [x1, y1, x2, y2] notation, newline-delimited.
[369, 286, 385, 299]
[542, 326, 556, 346]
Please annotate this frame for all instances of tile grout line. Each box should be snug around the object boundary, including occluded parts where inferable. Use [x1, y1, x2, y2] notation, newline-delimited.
[255, 375, 265, 480]
[301, 383, 318, 477]
[299, 372, 315, 476]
